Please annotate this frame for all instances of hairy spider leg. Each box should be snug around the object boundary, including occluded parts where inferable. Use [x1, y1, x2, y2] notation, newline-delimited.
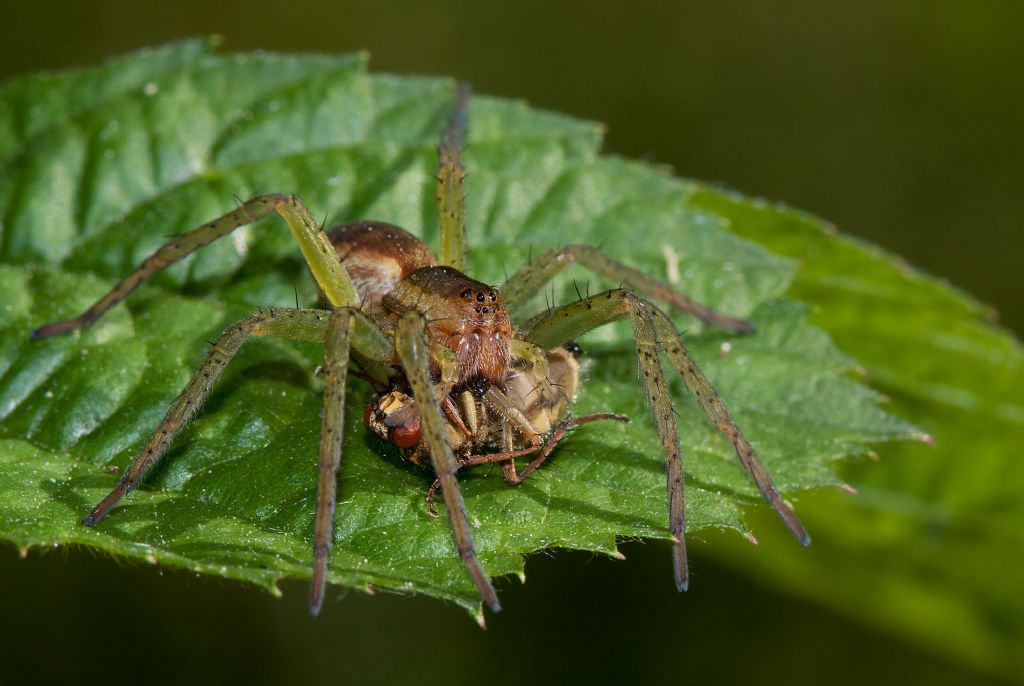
[395, 311, 501, 612]
[436, 82, 471, 271]
[81, 308, 362, 524]
[76, 306, 392, 614]
[30, 194, 357, 340]
[520, 289, 810, 591]
[500, 244, 755, 334]
[310, 309, 355, 616]
[649, 308, 810, 546]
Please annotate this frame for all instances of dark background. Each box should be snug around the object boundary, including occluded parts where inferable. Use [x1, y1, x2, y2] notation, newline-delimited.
[1, 2, 1020, 684]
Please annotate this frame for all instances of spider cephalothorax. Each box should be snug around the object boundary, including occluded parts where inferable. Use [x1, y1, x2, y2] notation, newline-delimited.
[30, 83, 809, 618]
[382, 266, 513, 386]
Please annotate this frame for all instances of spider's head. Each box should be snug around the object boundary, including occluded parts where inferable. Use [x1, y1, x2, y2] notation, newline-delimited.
[384, 266, 513, 386]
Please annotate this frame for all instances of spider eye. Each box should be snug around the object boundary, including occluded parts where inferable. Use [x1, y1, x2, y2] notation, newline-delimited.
[476, 292, 485, 302]
[460, 288, 472, 298]
[489, 291, 497, 301]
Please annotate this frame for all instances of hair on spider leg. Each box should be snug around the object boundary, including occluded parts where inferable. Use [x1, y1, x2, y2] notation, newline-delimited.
[572, 279, 584, 302]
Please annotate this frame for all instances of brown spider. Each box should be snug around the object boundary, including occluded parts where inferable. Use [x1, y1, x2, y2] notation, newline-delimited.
[29, 84, 809, 616]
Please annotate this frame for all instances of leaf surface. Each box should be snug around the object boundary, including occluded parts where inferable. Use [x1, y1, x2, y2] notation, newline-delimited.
[691, 190, 1024, 679]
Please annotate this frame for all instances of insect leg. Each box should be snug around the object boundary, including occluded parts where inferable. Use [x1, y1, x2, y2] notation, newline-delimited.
[469, 413, 631, 481]
[395, 311, 500, 613]
[436, 83, 470, 271]
[310, 308, 355, 617]
[483, 386, 543, 447]
[31, 195, 356, 339]
[424, 413, 629, 515]
[500, 245, 753, 333]
[650, 307, 810, 546]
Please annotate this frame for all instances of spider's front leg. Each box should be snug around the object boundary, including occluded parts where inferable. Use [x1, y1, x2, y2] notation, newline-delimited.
[31, 194, 356, 340]
[436, 82, 470, 272]
[78, 306, 394, 616]
[82, 308, 338, 525]
[521, 289, 810, 591]
[500, 244, 754, 334]
[310, 308, 355, 616]
[394, 311, 501, 613]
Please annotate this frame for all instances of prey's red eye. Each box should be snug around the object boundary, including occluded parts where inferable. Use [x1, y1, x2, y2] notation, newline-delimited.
[390, 422, 421, 449]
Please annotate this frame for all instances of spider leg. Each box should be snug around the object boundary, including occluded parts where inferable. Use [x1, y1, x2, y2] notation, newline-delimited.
[521, 289, 809, 591]
[395, 311, 501, 612]
[80, 309, 395, 518]
[500, 244, 754, 333]
[31, 194, 357, 339]
[649, 308, 810, 546]
[436, 82, 470, 271]
[310, 308, 355, 617]
[82, 307, 386, 522]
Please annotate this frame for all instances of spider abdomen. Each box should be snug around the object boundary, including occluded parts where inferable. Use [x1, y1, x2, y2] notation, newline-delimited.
[327, 221, 436, 313]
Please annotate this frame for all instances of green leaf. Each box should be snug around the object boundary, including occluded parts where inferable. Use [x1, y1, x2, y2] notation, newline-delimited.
[688, 191, 1024, 680]
[0, 43, 915, 616]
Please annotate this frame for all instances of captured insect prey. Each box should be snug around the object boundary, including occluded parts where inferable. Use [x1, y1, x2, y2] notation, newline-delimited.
[30, 82, 809, 617]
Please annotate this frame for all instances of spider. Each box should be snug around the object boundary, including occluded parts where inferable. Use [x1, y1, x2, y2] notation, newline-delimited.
[30, 84, 809, 616]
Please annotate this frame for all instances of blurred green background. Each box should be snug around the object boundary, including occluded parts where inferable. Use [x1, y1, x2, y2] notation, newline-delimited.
[1, 1, 1020, 685]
